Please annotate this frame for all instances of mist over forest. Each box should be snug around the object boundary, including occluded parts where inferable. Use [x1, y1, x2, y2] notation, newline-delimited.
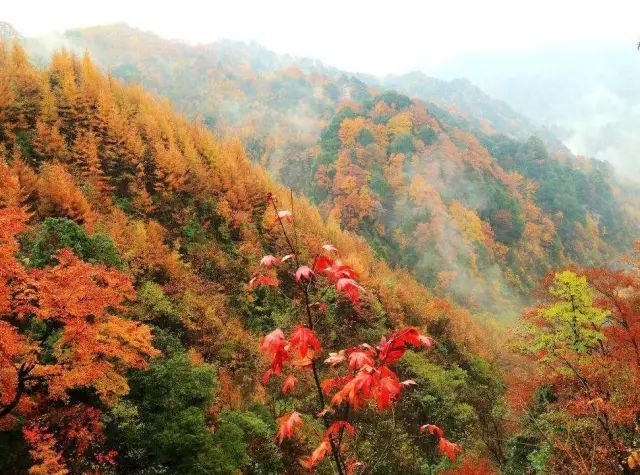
[432, 42, 640, 178]
[0, 4, 639, 474]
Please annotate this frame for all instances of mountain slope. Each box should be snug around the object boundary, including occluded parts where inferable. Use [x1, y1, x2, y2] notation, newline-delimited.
[21, 23, 638, 316]
[27, 23, 371, 190]
[306, 92, 637, 312]
[433, 42, 640, 176]
[377, 71, 568, 153]
[0, 40, 509, 473]
[26, 24, 568, 187]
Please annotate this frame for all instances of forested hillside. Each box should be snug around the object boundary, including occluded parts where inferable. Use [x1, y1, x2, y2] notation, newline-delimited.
[1, 27, 639, 474]
[26, 23, 370, 189]
[24, 23, 639, 316]
[306, 92, 636, 312]
[375, 72, 566, 152]
[0, 40, 509, 474]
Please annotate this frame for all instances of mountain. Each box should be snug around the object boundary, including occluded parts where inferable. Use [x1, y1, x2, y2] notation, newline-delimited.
[19, 23, 639, 315]
[376, 71, 568, 153]
[432, 42, 640, 177]
[0, 39, 506, 474]
[24, 24, 567, 185]
[23, 23, 371, 191]
[1, 24, 639, 475]
[305, 91, 635, 313]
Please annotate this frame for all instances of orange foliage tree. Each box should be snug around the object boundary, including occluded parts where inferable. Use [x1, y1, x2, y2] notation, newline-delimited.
[0, 205, 158, 467]
[516, 267, 640, 473]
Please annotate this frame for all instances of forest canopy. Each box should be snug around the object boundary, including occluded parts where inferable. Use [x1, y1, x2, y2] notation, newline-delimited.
[0, 27, 638, 475]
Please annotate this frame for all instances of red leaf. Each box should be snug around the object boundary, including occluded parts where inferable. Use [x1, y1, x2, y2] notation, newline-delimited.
[277, 411, 303, 443]
[299, 440, 330, 469]
[352, 368, 376, 397]
[420, 424, 444, 438]
[295, 265, 314, 282]
[419, 334, 433, 348]
[322, 243, 338, 253]
[261, 368, 274, 383]
[289, 325, 322, 358]
[327, 262, 359, 281]
[393, 327, 421, 347]
[281, 374, 298, 395]
[260, 328, 289, 377]
[249, 274, 279, 288]
[332, 367, 375, 410]
[313, 255, 334, 273]
[270, 346, 290, 375]
[377, 336, 407, 364]
[281, 253, 295, 263]
[260, 328, 286, 354]
[316, 407, 334, 417]
[325, 420, 356, 439]
[374, 368, 401, 409]
[336, 278, 364, 305]
[324, 350, 347, 366]
[439, 437, 462, 461]
[348, 350, 375, 370]
[321, 376, 351, 395]
[260, 255, 281, 268]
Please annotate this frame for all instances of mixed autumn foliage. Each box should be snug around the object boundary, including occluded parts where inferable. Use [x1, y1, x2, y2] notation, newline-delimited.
[42, 24, 639, 318]
[0, 41, 498, 473]
[0, 35, 638, 474]
[510, 264, 640, 473]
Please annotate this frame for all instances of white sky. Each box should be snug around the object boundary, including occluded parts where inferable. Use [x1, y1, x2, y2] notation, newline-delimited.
[3, 0, 640, 75]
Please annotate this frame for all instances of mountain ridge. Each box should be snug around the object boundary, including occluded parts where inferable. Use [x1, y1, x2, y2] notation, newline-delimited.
[13, 22, 639, 315]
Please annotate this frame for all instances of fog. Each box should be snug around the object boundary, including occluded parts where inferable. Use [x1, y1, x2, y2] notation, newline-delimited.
[433, 42, 640, 178]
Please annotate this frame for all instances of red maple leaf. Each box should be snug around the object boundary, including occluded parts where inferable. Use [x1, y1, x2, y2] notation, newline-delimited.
[249, 274, 279, 288]
[336, 278, 364, 305]
[260, 328, 286, 353]
[374, 367, 401, 409]
[321, 376, 352, 395]
[348, 350, 375, 370]
[325, 420, 355, 439]
[259, 328, 290, 378]
[313, 255, 334, 273]
[289, 325, 322, 358]
[281, 253, 296, 263]
[277, 411, 303, 443]
[260, 255, 281, 268]
[295, 265, 314, 282]
[324, 350, 347, 366]
[281, 374, 298, 395]
[299, 440, 330, 469]
[420, 424, 444, 438]
[439, 437, 462, 461]
[322, 243, 338, 253]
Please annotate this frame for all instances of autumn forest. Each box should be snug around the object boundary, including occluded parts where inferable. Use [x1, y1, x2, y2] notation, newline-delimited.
[0, 9, 639, 475]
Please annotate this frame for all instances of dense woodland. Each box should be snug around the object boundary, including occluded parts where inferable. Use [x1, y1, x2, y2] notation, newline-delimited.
[30, 24, 640, 316]
[0, 30, 639, 475]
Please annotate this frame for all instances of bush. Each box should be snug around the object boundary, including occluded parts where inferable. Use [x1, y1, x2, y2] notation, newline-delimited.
[417, 125, 437, 145]
[27, 217, 122, 268]
[389, 133, 415, 155]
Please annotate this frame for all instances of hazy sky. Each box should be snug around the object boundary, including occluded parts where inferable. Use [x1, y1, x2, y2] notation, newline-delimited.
[3, 0, 640, 75]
